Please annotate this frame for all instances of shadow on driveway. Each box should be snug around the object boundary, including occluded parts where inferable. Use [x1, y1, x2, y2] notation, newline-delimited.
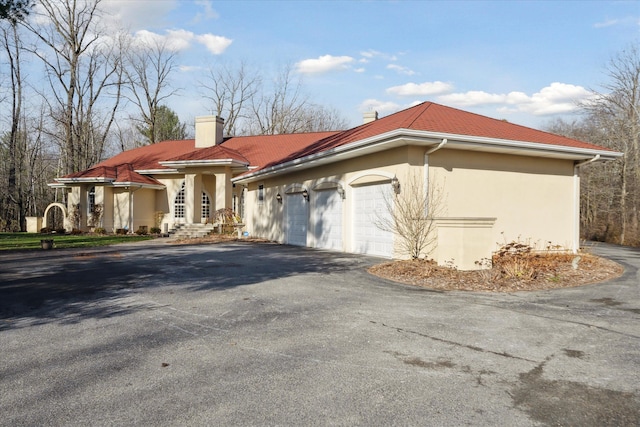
[0, 241, 378, 330]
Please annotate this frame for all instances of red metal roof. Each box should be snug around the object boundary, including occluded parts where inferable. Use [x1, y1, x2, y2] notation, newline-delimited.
[64, 164, 162, 186]
[60, 102, 614, 184]
[164, 144, 250, 163]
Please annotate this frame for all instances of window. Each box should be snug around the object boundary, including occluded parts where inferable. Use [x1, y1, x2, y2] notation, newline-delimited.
[88, 186, 96, 214]
[174, 182, 185, 219]
[202, 191, 211, 220]
[258, 184, 264, 202]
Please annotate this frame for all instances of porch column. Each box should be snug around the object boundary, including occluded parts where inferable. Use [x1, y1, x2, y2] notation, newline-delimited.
[185, 173, 204, 223]
[214, 168, 232, 211]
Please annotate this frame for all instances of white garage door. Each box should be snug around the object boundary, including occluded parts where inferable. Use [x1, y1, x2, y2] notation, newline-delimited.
[286, 193, 307, 246]
[313, 189, 342, 250]
[353, 183, 394, 257]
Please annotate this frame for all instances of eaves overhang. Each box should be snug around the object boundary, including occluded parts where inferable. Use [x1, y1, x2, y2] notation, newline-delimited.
[111, 182, 165, 190]
[135, 168, 180, 174]
[159, 159, 249, 169]
[232, 128, 623, 184]
[48, 177, 115, 188]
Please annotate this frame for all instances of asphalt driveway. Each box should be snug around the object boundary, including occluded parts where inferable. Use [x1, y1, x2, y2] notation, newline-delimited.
[0, 240, 638, 426]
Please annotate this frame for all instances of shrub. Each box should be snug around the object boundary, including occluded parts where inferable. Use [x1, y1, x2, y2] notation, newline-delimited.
[40, 227, 53, 234]
[94, 227, 107, 235]
[71, 228, 83, 235]
[135, 226, 148, 235]
[150, 227, 161, 234]
[116, 228, 127, 235]
[55, 228, 66, 235]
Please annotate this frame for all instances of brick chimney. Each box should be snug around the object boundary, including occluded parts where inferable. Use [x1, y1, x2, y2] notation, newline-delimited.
[195, 115, 224, 148]
[363, 111, 378, 124]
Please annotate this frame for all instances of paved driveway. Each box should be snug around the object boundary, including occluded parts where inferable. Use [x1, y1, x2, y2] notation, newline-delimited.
[0, 241, 638, 426]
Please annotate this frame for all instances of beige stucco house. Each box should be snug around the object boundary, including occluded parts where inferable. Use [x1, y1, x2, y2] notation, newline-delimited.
[47, 102, 621, 269]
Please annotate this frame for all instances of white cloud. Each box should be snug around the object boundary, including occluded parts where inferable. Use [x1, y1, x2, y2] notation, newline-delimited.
[438, 82, 594, 116]
[594, 18, 619, 28]
[358, 99, 401, 115]
[359, 50, 397, 61]
[193, 0, 219, 22]
[195, 34, 233, 55]
[101, 0, 179, 31]
[131, 29, 193, 51]
[387, 64, 416, 76]
[295, 55, 355, 74]
[179, 65, 202, 72]
[354, 68, 366, 73]
[387, 81, 454, 96]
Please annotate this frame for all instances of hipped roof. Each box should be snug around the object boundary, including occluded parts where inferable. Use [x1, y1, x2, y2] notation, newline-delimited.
[56, 101, 619, 186]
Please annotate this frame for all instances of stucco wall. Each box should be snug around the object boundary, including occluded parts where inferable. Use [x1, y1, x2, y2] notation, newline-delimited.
[243, 144, 577, 264]
[429, 149, 575, 252]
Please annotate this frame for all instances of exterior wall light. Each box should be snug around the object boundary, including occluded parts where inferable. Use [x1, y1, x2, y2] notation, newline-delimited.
[302, 189, 309, 201]
[337, 186, 346, 199]
[391, 176, 401, 194]
[276, 193, 283, 204]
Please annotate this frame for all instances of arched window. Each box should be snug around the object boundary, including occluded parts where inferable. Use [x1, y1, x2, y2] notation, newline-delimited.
[174, 182, 185, 219]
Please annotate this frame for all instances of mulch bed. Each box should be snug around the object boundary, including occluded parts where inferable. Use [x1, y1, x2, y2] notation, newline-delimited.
[368, 253, 624, 292]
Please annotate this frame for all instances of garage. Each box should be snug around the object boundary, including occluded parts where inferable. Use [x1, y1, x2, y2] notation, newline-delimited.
[352, 183, 394, 257]
[313, 189, 343, 250]
[285, 193, 308, 246]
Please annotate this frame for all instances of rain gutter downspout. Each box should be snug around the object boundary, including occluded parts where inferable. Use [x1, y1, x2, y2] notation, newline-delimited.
[573, 155, 600, 253]
[424, 139, 447, 215]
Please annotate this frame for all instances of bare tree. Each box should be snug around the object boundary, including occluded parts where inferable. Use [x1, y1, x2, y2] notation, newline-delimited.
[375, 172, 444, 259]
[246, 64, 348, 135]
[1, 18, 26, 230]
[584, 43, 640, 244]
[0, 0, 31, 23]
[22, 0, 124, 174]
[200, 60, 261, 136]
[124, 37, 179, 144]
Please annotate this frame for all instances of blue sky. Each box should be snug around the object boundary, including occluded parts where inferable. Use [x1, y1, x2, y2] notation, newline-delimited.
[101, 0, 639, 130]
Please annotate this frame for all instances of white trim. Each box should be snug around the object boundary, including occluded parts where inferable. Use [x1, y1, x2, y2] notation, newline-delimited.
[347, 170, 394, 186]
[232, 128, 622, 184]
[159, 159, 249, 168]
[111, 182, 165, 190]
[135, 168, 180, 174]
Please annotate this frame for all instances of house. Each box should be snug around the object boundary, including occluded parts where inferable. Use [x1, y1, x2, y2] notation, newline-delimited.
[47, 102, 621, 269]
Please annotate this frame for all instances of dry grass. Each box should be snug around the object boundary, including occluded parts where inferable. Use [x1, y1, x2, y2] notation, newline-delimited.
[369, 252, 624, 292]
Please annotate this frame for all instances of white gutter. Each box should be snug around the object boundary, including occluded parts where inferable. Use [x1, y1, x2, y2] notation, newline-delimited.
[572, 154, 601, 253]
[159, 159, 249, 168]
[232, 128, 622, 184]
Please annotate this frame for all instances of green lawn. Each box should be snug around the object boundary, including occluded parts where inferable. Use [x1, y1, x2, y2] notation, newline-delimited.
[0, 233, 154, 251]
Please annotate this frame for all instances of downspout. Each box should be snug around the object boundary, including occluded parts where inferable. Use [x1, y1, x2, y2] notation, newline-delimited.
[573, 155, 600, 253]
[424, 139, 448, 215]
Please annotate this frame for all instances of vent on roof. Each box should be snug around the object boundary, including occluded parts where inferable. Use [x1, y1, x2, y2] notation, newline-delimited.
[195, 115, 224, 148]
[363, 111, 378, 124]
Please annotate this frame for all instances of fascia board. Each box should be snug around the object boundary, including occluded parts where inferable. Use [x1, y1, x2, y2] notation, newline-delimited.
[414, 130, 623, 161]
[135, 168, 180, 174]
[233, 128, 622, 184]
[159, 159, 249, 168]
[111, 182, 165, 190]
[54, 177, 115, 184]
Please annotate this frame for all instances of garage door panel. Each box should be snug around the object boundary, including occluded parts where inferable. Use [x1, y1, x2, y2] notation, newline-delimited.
[353, 184, 393, 257]
[286, 194, 307, 246]
[314, 190, 342, 250]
